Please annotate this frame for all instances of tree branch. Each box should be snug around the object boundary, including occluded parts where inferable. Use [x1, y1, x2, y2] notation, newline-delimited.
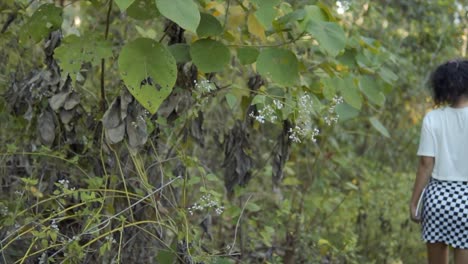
[100, 0, 113, 112]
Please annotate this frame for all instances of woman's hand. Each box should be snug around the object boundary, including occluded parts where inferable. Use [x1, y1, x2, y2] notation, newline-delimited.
[409, 203, 421, 223]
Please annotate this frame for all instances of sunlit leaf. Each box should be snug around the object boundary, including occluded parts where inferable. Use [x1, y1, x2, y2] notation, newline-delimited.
[114, 0, 136, 11]
[155, 0, 200, 32]
[247, 13, 266, 41]
[257, 48, 299, 86]
[118, 38, 177, 114]
[190, 39, 230, 72]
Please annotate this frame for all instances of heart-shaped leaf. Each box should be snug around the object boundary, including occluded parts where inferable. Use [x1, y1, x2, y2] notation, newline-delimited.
[190, 39, 230, 72]
[118, 38, 177, 114]
[20, 4, 62, 43]
[306, 20, 346, 57]
[155, 0, 200, 32]
[256, 48, 299, 86]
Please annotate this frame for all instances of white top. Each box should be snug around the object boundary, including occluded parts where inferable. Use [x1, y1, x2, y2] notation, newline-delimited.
[417, 106, 468, 181]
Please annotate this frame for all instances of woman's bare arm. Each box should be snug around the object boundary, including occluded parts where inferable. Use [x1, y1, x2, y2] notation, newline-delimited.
[409, 156, 435, 222]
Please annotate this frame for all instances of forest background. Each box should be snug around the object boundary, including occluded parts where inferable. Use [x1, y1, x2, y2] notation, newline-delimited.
[0, 0, 467, 263]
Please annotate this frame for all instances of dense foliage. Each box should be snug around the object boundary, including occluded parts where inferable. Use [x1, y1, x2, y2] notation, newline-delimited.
[0, 0, 466, 263]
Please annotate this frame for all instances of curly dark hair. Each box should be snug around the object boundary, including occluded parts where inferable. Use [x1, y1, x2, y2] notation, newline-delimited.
[430, 59, 468, 106]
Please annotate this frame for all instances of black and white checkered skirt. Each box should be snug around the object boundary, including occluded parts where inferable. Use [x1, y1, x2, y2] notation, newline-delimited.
[422, 178, 468, 248]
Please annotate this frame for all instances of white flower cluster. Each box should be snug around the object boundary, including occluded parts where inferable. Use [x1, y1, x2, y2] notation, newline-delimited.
[249, 99, 283, 124]
[273, 99, 283, 109]
[133, 109, 150, 128]
[51, 219, 59, 231]
[105, 235, 117, 244]
[38, 252, 47, 264]
[289, 94, 320, 143]
[68, 235, 79, 242]
[249, 104, 277, 123]
[324, 96, 343, 126]
[58, 179, 75, 191]
[289, 126, 320, 143]
[188, 194, 224, 216]
[194, 79, 216, 94]
[58, 179, 69, 189]
[0, 205, 8, 216]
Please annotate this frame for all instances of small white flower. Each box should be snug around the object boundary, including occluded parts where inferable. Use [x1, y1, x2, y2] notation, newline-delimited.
[273, 99, 283, 109]
[195, 79, 216, 93]
[51, 219, 59, 231]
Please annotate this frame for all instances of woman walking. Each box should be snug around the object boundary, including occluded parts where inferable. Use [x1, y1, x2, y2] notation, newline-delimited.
[410, 59, 468, 263]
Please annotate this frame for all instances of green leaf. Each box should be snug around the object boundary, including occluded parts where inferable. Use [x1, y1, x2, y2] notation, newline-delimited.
[21, 177, 38, 185]
[369, 117, 390, 138]
[246, 202, 261, 212]
[251, 94, 265, 105]
[276, 9, 305, 27]
[187, 176, 201, 185]
[378, 66, 398, 84]
[297, 5, 328, 30]
[197, 13, 223, 37]
[255, 7, 277, 28]
[118, 38, 177, 114]
[237, 47, 259, 65]
[259, 226, 274, 247]
[20, 4, 62, 43]
[250, 0, 280, 6]
[358, 76, 385, 106]
[211, 257, 234, 264]
[321, 77, 340, 100]
[306, 20, 346, 57]
[250, 0, 281, 28]
[303, 5, 328, 21]
[335, 102, 359, 121]
[135, 25, 157, 38]
[225, 93, 237, 109]
[190, 39, 230, 72]
[114, 0, 136, 11]
[155, 0, 200, 32]
[55, 34, 112, 81]
[283, 177, 301, 186]
[339, 77, 361, 110]
[127, 0, 158, 20]
[317, 3, 337, 21]
[345, 182, 359, 191]
[168, 44, 191, 63]
[256, 48, 298, 86]
[206, 173, 218, 181]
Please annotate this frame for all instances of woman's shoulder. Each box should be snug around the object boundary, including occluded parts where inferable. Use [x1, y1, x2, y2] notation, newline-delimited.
[423, 108, 443, 120]
[421, 108, 449, 127]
